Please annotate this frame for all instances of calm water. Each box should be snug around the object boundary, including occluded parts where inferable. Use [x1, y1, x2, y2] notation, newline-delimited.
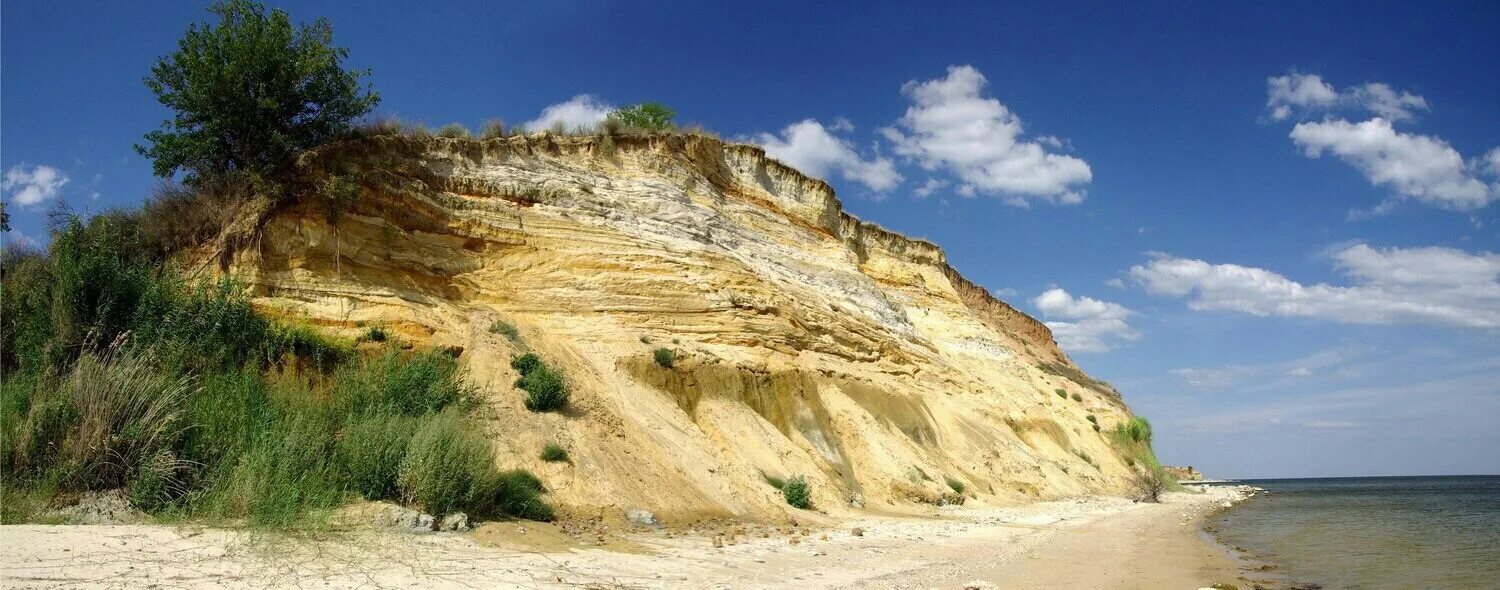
[1208, 476, 1500, 589]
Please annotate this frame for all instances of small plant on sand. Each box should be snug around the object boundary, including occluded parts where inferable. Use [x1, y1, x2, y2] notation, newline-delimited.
[361, 326, 387, 342]
[944, 476, 967, 495]
[1054, 388, 1067, 399]
[1086, 414, 1097, 424]
[436, 123, 471, 139]
[539, 442, 569, 463]
[653, 347, 675, 369]
[761, 471, 787, 490]
[512, 354, 567, 412]
[489, 320, 519, 341]
[1130, 463, 1172, 503]
[1071, 393, 1082, 402]
[782, 475, 811, 509]
[480, 119, 505, 139]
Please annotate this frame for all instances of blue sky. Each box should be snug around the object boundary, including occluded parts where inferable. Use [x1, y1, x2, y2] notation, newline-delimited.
[4, 1, 1498, 478]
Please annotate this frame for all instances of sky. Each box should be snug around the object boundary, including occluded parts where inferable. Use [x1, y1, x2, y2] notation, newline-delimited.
[4, 1, 1498, 479]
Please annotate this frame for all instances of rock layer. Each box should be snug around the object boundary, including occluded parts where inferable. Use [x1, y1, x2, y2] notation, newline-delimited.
[222, 132, 1140, 522]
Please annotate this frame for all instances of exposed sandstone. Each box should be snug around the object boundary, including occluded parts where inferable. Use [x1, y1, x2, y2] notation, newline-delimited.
[216, 132, 1144, 522]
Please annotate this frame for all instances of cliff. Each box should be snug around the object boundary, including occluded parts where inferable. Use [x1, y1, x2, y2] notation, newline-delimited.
[213, 131, 1142, 523]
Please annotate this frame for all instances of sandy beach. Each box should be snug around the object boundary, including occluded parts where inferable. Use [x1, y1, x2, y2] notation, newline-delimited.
[0, 485, 1254, 589]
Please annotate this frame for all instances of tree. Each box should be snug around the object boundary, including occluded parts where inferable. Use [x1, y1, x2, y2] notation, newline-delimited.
[136, 0, 379, 188]
[609, 102, 676, 131]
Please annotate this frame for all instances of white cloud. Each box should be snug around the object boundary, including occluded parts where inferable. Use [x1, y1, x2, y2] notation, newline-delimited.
[881, 65, 1092, 206]
[1130, 243, 1500, 328]
[1266, 72, 1428, 122]
[829, 117, 855, 133]
[1031, 287, 1139, 353]
[913, 178, 949, 198]
[756, 119, 901, 192]
[1290, 118, 1496, 211]
[3, 164, 69, 208]
[523, 95, 614, 131]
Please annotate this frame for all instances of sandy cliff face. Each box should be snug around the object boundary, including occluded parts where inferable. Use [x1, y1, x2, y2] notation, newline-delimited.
[219, 132, 1139, 522]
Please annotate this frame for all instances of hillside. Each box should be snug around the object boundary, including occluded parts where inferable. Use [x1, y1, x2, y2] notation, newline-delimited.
[208, 131, 1141, 523]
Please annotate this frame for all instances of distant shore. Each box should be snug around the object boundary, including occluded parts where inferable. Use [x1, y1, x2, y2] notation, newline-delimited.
[2, 487, 1256, 589]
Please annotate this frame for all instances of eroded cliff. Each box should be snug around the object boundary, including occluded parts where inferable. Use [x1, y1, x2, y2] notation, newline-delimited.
[216, 132, 1139, 523]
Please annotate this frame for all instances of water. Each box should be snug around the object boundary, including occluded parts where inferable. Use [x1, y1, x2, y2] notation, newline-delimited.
[1208, 475, 1500, 589]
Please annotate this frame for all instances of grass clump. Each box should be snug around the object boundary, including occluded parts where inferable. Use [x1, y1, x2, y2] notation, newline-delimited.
[1055, 388, 1067, 399]
[480, 119, 505, 139]
[1086, 414, 1097, 424]
[436, 123, 471, 139]
[761, 471, 787, 490]
[944, 476, 967, 495]
[489, 319, 520, 341]
[539, 442, 569, 463]
[361, 326, 387, 342]
[653, 347, 675, 368]
[398, 408, 496, 516]
[782, 475, 811, 509]
[1071, 393, 1082, 402]
[512, 353, 567, 412]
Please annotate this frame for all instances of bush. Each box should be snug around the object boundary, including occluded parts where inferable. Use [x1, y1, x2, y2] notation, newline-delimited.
[608, 102, 675, 131]
[361, 326, 387, 342]
[510, 353, 541, 375]
[337, 411, 418, 499]
[1130, 464, 1172, 503]
[205, 406, 346, 527]
[481, 119, 505, 139]
[516, 364, 568, 412]
[761, 471, 787, 490]
[137, 0, 379, 186]
[489, 320, 519, 341]
[653, 347, 675, 368]
[1071, 393, 1082, 402]
[1055, 388, 1067, 399]
[1086, 415, 1097, 423]
[397, 409, 495, 517]
[539, 442, 569, 463]
[493, 469, 554, 521]
[333, 349, 469, 416]
[944, 476, 967, 495]
[1116, 416, 1153, 444]
[782, 475, 811, 509]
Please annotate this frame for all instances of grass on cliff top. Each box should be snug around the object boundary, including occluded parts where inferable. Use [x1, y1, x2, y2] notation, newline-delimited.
[1, 212, 552, 527]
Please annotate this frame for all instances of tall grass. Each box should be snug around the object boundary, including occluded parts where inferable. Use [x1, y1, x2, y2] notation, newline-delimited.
[1, 211, 552, 527]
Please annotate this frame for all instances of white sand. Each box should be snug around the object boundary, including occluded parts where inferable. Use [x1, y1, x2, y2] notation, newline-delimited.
[0, 486, 1253, 589]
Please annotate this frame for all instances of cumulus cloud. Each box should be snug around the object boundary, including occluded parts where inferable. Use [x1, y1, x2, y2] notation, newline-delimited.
[756, 119, 901, 192]
[1130, 244, 1500, 328]
[1290, 118, 1496, 211]
[1031, 288, 1139, 353]
[1266, 71, 1428, 122]
[523, 95, 614, 131]
[881, 65, 1092, 206]
[3, 164, 69, 208]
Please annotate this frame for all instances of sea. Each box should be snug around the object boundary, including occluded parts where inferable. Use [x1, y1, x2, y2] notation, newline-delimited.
[1207, 475, 1500, 590]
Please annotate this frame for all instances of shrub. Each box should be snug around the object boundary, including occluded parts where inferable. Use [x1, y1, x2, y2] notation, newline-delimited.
[437, 123, 471, 139]
[333, 349, 469, 416]
[397, 409, 495, 517]
[608, 102, 675, 131]
[205, 406, 346, 527]
[1130, 464, 1172, 503]
[1055, 388, 1067, 399]
[510, 353, 541, 375]
[137, 0, 379, 186]
[1116, 416, 1153, 444]
[361, 326, 387, 342]
[1086, 415, 1097, 423]
[782, 475, 811, 509]
[516, 365, 568, 412]
[539, 442, 569, 463]
[480, 119, 505, 139]
[337, 411, 418, 499]
[489, 320, 519, 341]
[944, 476, 967, 495]
[653, 347, 675, 368]
[1071, 393, 1082, 402]
[493, 469, 554, 521]
[1093, 423, 1101, 432]
[761, 471, 787, 490]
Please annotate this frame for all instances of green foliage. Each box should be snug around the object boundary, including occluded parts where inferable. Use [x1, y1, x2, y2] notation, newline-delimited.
[653, 347, 675, 368]
[761, 471, 787, 490]
[398, 408, 495, 516]
[608, 102, 676, 131]
[480, 119, 506, 139]
[1086, 414, 1097, 423]
[539, 442, 569, 463]
[493, 469, 554, 521]
[489, 320, 519, 341]
[1054, 388, 1067, 399]
[944, 476, 967, 495]
[332, 348, 470, 416]
[516, 364, 568, 412]
[1116, 416, 1153, 444]
[510, 353, 541, 375]
[782, 475, 811, 509]
[1071, 393, 1082, 402]
[361, 326, 387, 342]
[136, 0, 379, 186]
[337, 411, 418, 499]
